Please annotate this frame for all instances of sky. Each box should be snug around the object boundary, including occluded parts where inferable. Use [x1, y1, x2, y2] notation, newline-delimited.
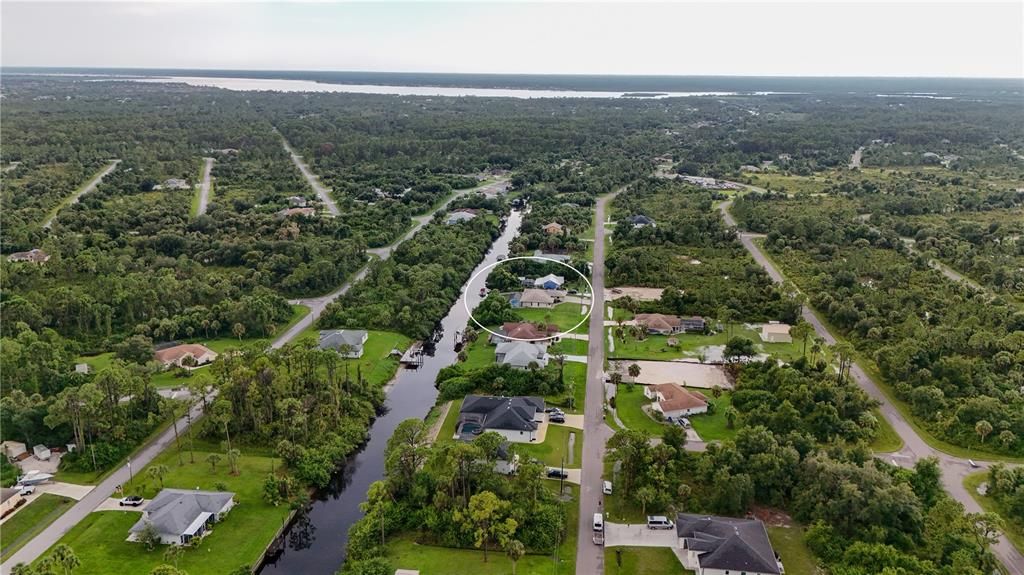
[2, 1, 1022, 78]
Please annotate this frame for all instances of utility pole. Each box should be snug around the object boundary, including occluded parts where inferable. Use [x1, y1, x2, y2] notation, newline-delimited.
[127, 457, 134, 486]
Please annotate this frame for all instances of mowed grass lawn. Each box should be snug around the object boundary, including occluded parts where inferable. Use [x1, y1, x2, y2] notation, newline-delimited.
[549, 338, 588, 356]
[604, 547, 690, 575]
[1, 494, 75, 561]
[291, 327, 412, 388]
[41, 449, 291, 575]
[614, 385, 735, 442]
[767, 526, 821, 575]
[609, 326, 804, 363]
[518, 302, 590, 333]
[964, 472, 1024, 553]
[385, 483, 578, 575]
[545, 362, 587, 414]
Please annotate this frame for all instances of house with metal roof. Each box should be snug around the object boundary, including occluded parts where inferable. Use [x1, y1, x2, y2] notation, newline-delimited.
[318, 329, 369, 358]
[675, 513, 783, 575]
[128, 489, 235, 546]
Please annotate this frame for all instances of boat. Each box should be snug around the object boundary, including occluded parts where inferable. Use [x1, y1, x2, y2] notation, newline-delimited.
[16, 471, 54, 486]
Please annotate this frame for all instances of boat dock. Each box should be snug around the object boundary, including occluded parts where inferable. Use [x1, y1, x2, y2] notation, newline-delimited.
[398, 342, 424, 367]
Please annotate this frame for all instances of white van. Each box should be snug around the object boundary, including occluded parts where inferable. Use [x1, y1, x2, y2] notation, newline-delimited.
[602, 480, 613, 495]
[646, 515, 674, 530]
[593, 513, 604, 532]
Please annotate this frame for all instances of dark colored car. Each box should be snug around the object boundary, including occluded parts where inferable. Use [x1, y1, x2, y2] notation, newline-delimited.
[546, 468, 569, 479]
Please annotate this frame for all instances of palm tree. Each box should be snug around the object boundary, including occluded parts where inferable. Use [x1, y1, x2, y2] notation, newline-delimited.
[147, 464, 169, 488]
[48, 544, 80, 575]
[232, 322, 246, 341]
[976, 420, 993, 443]
[790, 321, 814, 358]
[206, 453, 222, 472]
[627, 363, 641, 383]
[227, 448, 241, 475]
[506, 539, 525, 575]
[724, 407, 738, 429]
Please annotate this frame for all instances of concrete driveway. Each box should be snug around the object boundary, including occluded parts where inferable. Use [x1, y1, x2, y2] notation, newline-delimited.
[604, 522, 678, 547]
[95, 497, 148, 512]
[543, 468, 581, 485]
[550, 414, 585, 429]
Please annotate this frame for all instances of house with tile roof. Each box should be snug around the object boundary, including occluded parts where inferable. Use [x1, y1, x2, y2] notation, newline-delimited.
[154, 344, 218, 369]
[676, 513, 783, 575]
[635, 313, 705, 335]
[644, 384, 709, 419]
[489, 322, 560, 344]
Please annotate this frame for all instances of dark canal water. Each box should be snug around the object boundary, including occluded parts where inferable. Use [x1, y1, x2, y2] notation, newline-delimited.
[258, 210, 523, 575]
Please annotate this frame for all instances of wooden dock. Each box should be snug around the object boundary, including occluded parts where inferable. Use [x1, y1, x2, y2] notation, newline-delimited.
[398, 342, 424, 367]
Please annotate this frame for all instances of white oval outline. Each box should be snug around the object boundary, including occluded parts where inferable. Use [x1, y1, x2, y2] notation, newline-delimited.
[463, 255, 594, 343]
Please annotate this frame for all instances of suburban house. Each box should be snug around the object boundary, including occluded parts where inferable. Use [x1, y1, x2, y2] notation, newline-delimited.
[533, 274, 565, 290]
[155, 178, 191, 190]
[445, 210, 477, 225]
[644, 384, 709, 418]
[318, 329, 369, 358]
[6, 249, 50, 264]
[543, 222, 565, 235]
[154, 344, 218, 369]
[489, 322, 560, 344]
[477, 441, 520, 475]
[128, 489, 236, 546]
[675, 513, 783, 575]
[760, 322, 793, 343]
[512, 288, 558, 308]
[276, 207, 317, 219]
[287, 196, 308, 207]
[457, 395, 546, 443]
[75, 363, 91, 374]
[627, 214, 657, 228]
[634, 314, 705, 335]
[495, 340, 549, 369]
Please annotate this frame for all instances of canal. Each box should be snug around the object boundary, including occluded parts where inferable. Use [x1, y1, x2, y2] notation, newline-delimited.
[258, 209, 523, 574]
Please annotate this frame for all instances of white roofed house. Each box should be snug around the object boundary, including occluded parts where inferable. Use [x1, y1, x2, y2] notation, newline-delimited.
[318, 329, 369, 358]
[495, 340, 549, 369]
[128, 489, 235, 546]
[760, 322, 792, 343]
[533, 274, 565, 290]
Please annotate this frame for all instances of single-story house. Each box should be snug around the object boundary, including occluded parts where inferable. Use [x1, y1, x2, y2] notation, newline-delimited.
[676, 513, 783, 575]
[129, 489, 235, 546]
[479, 441, 520, 475]
[514, 289, 556, 309]
[287, 196, 308, 207]
[276, 207, 317, 219]
[628, 214, 656, 228]
[445, 211, 477, 225]
[533, 274, 565, 290]
[543, 222, 565, 235]
[644, 384, 708, 418]
[2, 441, 27, 461]
[1, 487, 22, 516]
[760, 322, 792, 343]
[458, 395, 546, 443]
[7, 249, 50, 264]
[680, 316, 706, 332]
[634, 314, 705, 335]
[318, 329, 369, 358]
[495, 340, 549, 369]
[489, 322, 559, 344]
[154, 344, 218, 369]
[32, 444, 51, 461]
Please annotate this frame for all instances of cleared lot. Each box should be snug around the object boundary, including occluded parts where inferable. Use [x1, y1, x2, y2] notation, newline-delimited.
[609, 360, 731, 389]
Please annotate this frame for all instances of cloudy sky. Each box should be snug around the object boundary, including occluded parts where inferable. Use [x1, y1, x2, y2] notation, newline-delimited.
[3, 1, 1022, 77]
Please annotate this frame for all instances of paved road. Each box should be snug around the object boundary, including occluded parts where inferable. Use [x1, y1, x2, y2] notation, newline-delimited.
[195, 157, 214, 216]
[900, 237, 988, 292]
[575, 185, 627, 575]
[277, 129, 341, 216]
[717, 199, 1024, 575]
[1, 397, 207, 572]
[43, 160, 120, 229]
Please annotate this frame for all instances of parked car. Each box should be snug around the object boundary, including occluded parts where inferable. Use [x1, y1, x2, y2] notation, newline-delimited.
[593, 513, 604, 532]
[677, 417, 691, 428]
[969, 459, 980, 468]
[496, 254, 507, 261]
[647, 515, 674, 530]
[603, 480, 613, 495]
[550, 414, 566, 423]
[119, 495, 145, 507]
[544, 407, 559, 413]
[17, 485, 35, 496]
[546, 468, 569, 479]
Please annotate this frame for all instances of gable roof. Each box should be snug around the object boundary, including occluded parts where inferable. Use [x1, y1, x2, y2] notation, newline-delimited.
[130, 489, 234, 537]
[634, 313, 682, 331]
[629, 214, 655, 225]
[318, 329, 368, 350]
[446, 211, 477, 223]
[495, 341, 548, 368]
[460, 395, 545, 431]
[519, 289, 555, 304]
[154, 344, 216, 364]
[676, 514, 780, 574]
[650, 384, 707, 412]
[534, 274, 565, 287]
[501, 322, 558, 340]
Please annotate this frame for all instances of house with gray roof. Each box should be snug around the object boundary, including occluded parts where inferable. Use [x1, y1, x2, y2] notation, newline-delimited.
[129, 489, 235, 546]
[458, 395, 546, 443]
[445, 210, 478, 225]
[675, 513, 783, 575]
[495, 340, 549, 370]
[318, 329, 368, 358]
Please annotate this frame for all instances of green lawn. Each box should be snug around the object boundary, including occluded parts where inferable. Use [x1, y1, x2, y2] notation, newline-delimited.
[518, 424, 584, 468]
[549, 338, 589, 356]
[767, 526, 821, 575]
[869, 409, 904, 453]
[518, 302, 590, 334]
[437, 398, 464, 443]
[1, 494, 75, 561]
[290, 328, 412, 388]
[384, 483, 578, 575]
[604, 547, 689, 575]
[545, 362, 587, 414]
[964, 472, 1024, 553]
[614, 384, 735, 442]
[40, 449, 291, 574]
[461, 334, 498, 370]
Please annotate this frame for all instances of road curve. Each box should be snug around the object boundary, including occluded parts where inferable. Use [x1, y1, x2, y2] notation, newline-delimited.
[277, 129, 341, 216]
[195, 157, 214, 216]
[575, 185, 627, 575]
[717, 200, 1024, 575]
[43, 160, 120, 229]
